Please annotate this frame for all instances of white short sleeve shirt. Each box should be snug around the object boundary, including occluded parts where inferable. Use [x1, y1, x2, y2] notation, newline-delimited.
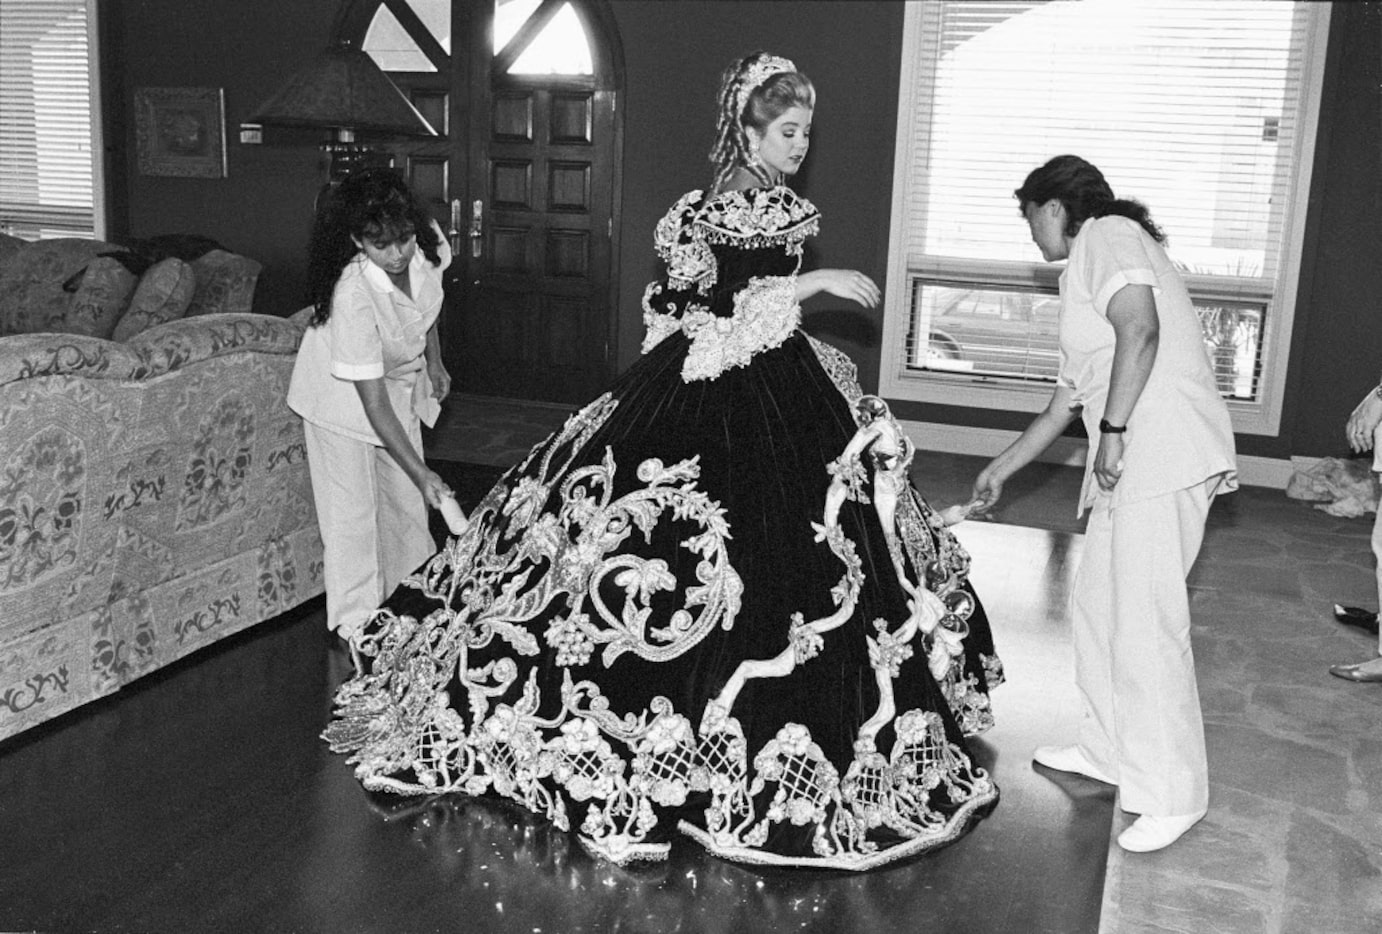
[288, 225, 452, 444]
[1058, 216, 1237, 513]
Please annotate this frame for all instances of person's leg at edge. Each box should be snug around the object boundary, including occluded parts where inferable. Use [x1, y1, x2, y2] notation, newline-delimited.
[304, 422, 384, 648]
[1368, 497, 1382, 665]
[1329, 492, 1382, 679]
[1035, 494, 1120, 785]
[1107, 482, 1212, 851]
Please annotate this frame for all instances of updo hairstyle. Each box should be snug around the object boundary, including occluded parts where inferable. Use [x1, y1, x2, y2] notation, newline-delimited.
[708, 51, 816, 193]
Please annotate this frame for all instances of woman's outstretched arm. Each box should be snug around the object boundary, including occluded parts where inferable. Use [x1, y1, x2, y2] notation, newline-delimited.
[795, 269, 880, 308]
[971, 383, 1079, 512]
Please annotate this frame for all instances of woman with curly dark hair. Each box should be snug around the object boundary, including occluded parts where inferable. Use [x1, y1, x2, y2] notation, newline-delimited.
[288, 167, 460, 658]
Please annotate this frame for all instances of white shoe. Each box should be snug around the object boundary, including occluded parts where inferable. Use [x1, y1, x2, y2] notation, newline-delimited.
[1117, 811, 1206, 852]
[1032, 745, 1117, 784]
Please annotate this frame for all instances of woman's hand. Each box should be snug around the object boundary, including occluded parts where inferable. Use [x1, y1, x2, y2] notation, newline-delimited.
[1346, 390, 1382, 453]
[970, 464, 1006, 515]
[418, 467, 453, 509]
[427, 357, 452, 403]
[799, 269, 881, 308]
[1093, 433, 1125, 491]
[355, 377, 450, 507]
[425, 323, 450, 402]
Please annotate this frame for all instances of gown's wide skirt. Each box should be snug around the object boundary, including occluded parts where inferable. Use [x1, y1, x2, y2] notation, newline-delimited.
[325, 331, 1002, 871]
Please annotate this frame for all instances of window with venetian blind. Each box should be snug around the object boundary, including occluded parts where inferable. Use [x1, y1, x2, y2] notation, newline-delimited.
[880, 0, 1331, 434]
[0, 0, 102, 240]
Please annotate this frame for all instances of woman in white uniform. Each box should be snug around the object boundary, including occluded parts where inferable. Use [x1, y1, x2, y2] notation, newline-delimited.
[971, 155, 1237, 852]
[288, 168, 454, 654]
[1332, 386, 1382, 682]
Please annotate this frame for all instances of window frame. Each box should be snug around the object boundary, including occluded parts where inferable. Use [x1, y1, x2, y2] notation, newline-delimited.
[0, 0, 106, 240]
[878, 1, 1333, 434]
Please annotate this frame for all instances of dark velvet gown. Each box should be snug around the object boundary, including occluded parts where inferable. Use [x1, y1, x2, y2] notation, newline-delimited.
[324, 185, 1002, 870]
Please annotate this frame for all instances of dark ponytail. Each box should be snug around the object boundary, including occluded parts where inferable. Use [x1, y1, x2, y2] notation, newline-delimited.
[1015, 155, 1165, 244]
[304, 167, 441, 326]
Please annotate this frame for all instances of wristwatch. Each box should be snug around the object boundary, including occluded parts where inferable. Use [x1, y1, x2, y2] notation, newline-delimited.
[1098, 418, 1127, 434]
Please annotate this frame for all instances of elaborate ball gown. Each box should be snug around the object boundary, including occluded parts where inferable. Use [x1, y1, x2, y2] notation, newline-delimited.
[324, 185, 1003, 871]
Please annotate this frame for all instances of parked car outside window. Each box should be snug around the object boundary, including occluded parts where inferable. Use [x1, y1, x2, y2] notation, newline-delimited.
[920, 286, 1062, 381]
[915, 283, 1262, 399]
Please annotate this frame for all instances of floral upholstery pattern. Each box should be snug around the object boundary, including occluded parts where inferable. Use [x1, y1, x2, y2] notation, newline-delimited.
[112, 257, 195, 342]
[0, 238, 262, 342]
[184, 250, 262, 318]
[0, 233, 27, 267]
[68, 257, 139, 340]
[0, 295, 324, 739]
[0, 239, 119, 337]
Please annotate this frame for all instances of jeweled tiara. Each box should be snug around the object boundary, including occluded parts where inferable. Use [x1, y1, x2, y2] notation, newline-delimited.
[735, 55, 796, 117]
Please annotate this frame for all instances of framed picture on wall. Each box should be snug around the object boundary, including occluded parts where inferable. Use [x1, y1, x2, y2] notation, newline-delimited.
[134, 86, 227, 178]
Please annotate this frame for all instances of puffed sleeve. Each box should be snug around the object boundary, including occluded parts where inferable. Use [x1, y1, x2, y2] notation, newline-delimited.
[641, 191, 716, 353]
[1080, 216, 1160, 318]
[328, 267, 386, 381]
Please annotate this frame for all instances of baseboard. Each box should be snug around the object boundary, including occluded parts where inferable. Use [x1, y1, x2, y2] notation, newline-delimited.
[898, 420, 1298, 490]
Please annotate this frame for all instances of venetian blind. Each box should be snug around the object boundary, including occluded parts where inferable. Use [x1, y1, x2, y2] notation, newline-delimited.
[899, 0, 1314, 401]
[0, 0, 98, 238]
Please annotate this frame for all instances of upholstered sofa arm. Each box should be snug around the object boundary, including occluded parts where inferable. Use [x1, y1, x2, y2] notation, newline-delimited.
[130, 313, 304, 378]
[0, 303, 325, 742]
[0, 313, 304, 389]
[0, 332, 147, 387]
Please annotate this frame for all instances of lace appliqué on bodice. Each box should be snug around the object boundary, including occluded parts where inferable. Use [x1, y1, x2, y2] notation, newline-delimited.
[652, 187, 819, 288]
[642, 188, 820, 382]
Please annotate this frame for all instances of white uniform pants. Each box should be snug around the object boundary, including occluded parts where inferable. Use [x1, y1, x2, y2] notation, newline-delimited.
[1371, 436, 1382, 657]
[1071, 481, 1214, 817]
[304, 420, 434, 640]
[1369, 492, 1382, 658]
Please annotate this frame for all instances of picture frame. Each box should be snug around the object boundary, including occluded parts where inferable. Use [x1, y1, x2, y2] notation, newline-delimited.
[134, 87, 227, 178]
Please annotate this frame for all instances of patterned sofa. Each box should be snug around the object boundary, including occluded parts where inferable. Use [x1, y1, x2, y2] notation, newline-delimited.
[0, 236, 325, 741]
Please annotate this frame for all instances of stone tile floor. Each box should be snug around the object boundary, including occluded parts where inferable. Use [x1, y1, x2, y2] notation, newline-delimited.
[426, 394, 1382, 934]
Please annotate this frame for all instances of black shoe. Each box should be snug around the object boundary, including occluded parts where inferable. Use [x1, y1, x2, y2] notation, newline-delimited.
[1333, 604, 1380, 635]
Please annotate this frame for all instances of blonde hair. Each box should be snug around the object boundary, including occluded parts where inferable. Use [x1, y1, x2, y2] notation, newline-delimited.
[708, 52, 815, 193]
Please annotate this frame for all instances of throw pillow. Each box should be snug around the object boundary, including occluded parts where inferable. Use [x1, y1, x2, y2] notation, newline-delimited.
[65, 256, 140, 339]
[0, 238, 118, 336]
[184, 250, 262, 317]
[112, 257, 196, 341]
[0, 233, 24, 266]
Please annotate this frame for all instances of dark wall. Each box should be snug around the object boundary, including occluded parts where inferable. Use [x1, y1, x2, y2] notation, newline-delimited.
[1276, 1, 1382, 460]
[104, 0, 1380, 460]
[607, 1, 902, 379]
[111, 0, 339, 317]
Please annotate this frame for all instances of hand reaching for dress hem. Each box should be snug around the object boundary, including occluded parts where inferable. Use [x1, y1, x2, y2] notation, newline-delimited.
[937, 499, 988, 526]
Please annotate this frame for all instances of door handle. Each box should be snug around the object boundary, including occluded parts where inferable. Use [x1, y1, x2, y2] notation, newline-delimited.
[448, 199, 463, 256]
[469, 199, 483, 258]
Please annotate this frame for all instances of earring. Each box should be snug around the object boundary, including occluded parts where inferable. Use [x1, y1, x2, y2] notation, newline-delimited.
[747, 137, 762, 165]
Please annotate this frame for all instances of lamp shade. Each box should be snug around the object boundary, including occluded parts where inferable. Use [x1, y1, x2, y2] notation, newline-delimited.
[249, 42, 437, 137]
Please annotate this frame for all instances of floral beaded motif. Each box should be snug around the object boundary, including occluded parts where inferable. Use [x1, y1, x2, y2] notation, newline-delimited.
[323, 184, 1004, 872]
[642, 187, 820, 381]
[680, 276, 799, 382]
[323, 382, 998, 870]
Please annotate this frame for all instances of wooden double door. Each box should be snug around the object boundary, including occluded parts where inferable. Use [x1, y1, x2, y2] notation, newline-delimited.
[339, 0, 623, 404]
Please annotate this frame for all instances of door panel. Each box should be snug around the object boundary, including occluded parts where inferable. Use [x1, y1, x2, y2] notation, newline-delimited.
[346, 0, 620, 406]
[458, 81, 613, 403]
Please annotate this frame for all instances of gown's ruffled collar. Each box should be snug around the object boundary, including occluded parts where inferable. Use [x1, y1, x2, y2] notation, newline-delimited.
[656, 186, 820, 256]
